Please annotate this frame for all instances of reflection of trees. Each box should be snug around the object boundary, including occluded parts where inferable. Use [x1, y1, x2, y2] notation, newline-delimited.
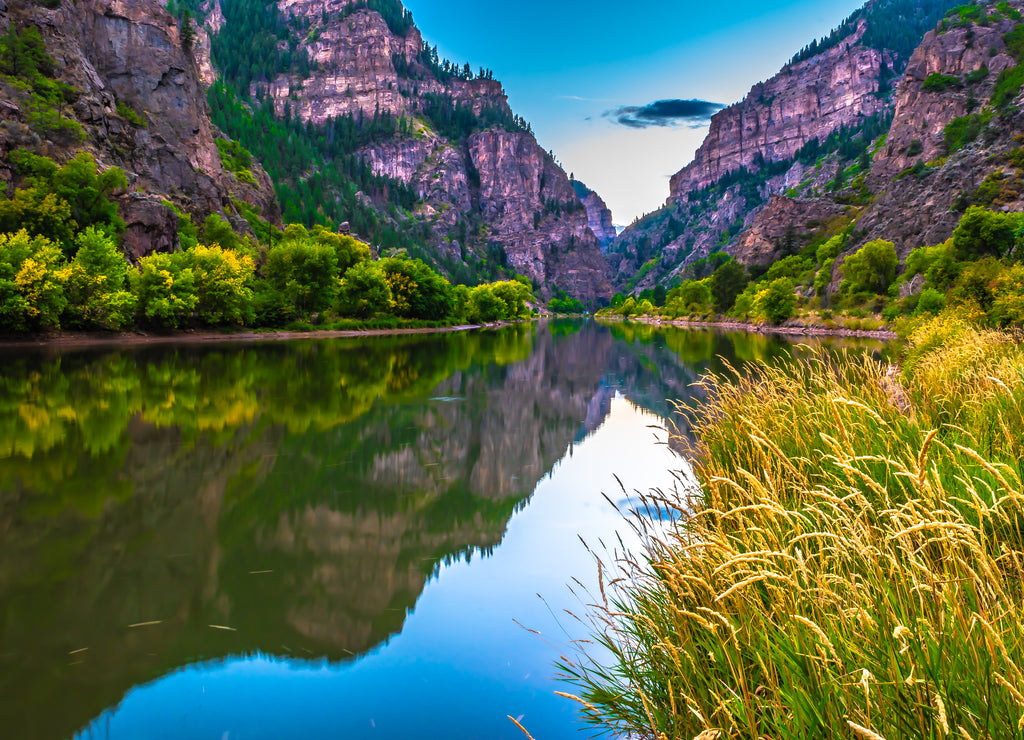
[0, 323, 600, 740]
[0, 323, 891, 740]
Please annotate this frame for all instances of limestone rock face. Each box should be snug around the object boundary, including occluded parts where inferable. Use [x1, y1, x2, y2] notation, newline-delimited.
[875, 18, 1018, 179]
[0, 0, 278, 258]
[573, 182, 617, 248]
[469, 131, 613, 299]
[669, 22, 895, 200]
[245, 0, 611, 300]
[732, 196, 847, 268]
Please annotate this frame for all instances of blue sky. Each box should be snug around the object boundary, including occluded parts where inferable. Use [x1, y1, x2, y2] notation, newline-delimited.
[402, 0, 866, 224]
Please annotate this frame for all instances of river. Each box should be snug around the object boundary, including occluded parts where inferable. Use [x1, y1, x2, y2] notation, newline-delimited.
[0, 320, 887, 740]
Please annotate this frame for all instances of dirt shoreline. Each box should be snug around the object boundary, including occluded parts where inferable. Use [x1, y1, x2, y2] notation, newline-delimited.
[0, 323, 498, 350]
[0, 316, 898, 351]
[598, 316, 898, 340]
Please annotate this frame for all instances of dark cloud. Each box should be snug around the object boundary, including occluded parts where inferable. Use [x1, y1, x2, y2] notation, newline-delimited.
[604, 99, 725, 129]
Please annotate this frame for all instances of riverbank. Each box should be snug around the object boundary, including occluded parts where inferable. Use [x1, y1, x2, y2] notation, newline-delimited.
[564, 315, 1024, 739]
[596, 314, 897, 340]
[0, 322, 505, 351]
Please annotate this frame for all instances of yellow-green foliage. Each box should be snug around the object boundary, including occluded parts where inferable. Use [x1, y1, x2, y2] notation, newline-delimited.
[0, 230, 68, 332]
[564, 316, 1024, 740]
[64, 228, 135, 330]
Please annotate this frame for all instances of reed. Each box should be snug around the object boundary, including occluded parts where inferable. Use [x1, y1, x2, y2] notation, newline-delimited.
[560, 315, 1024, 739]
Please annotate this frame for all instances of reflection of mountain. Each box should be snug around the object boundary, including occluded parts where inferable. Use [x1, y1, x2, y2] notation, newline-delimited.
[0, 322, 881, 740]
[0, 325, 606, 740]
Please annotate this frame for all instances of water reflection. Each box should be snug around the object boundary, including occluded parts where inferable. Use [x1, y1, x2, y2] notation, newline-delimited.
[0, 321, 888, 740]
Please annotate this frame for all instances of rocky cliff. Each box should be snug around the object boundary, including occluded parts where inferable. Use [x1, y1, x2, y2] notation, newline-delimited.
[0, 0, 278, 259]
[731, 2, 1024, 283]
[237, 0, 612, 300]
[573, 180, 617, 248]
[609, 0, 965, 292]
[669, 22, 895, 200]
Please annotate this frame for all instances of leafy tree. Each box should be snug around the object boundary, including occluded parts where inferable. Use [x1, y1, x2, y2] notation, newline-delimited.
[490, 280, 532, 319]
[667, 280, 712, 315]
[915, 287, 946, 316]
[1, 152, 126, 253]
[307, 226, 371, 273]
[202, 214, 242, 252]
[841, 239, 899, 294]
[64, 228, 135, 330]
[130, 252, 199, 329]
[262, 238, 340, 319]
[469, 285, 504, 323]
[951, 257, 1003, 312]
[379, 258, 453, 320]
[185, 244, 255, 326]
[816, 235, 845, 266]
[709, 259, 748, 313]
[991, 262, 1024, 326]
[904, 240, 961, 289]
[755, 278, 797, 324]
[952, 206, 1018, 260]
[336, 260, 391, 318]
[0, 230, 68, 332]
[767, 255, 814, 282]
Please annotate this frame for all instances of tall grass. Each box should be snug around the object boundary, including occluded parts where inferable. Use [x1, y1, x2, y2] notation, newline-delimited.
[560, 316, 1024, 739]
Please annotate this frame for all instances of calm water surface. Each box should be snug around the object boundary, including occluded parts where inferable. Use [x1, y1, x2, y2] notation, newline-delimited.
[0, 321, 887, 740]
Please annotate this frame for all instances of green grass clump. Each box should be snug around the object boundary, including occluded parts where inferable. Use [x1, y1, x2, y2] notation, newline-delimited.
[923, 72, 961, 92]
[944, 109, 992, 150]
[993, 64, 1024, 108]
[562, 315, 1024, 739]
[115, 100, 146, 127]
[215, 137, 256, 184]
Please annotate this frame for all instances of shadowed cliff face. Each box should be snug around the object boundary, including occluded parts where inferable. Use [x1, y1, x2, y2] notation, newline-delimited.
[242, 0, 612, 300]
[0, 0, 278, 259]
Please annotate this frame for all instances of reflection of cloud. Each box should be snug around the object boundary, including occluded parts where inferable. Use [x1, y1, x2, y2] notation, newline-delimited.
[604, 99, 725, 129]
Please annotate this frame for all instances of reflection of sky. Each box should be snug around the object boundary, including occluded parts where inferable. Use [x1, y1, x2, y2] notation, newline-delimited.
[77, 396, 691, 740]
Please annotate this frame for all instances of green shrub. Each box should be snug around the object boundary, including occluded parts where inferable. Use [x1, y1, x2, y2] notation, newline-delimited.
[992, 64, 1024, 108]
[130, 252, 198, 330]
[942, 109, 991, 151]
[470, 285, 504, 322]
[1005, 22, 1024, 59]
[922, 72, 960, 92]
[215, 137, 253, 173]
[64, 228, 135, 330]
[754, 277, 796, 324]
[0, 229, 67, 332]
[965, 65, 990, 84]
[379, 257, 453, 320]
[262, 238, 339, 319]
[336, 260, 391, 319]
[115, 100, 146, 127]
[840, 239, 899, 295]
[915, 286, 947, 315]
[184, 244, 255, 326]
[952, 206, 1018, 259]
